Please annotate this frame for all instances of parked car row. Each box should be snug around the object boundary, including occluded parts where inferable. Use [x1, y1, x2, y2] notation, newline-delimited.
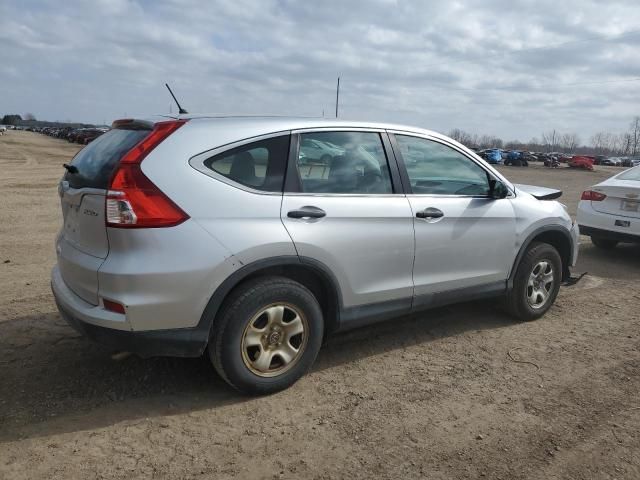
[474, 149, 553, 166]
[35, 126, 110, 144]
[473, 148, 640, 170]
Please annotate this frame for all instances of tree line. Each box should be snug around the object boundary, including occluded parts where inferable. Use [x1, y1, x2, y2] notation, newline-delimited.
[1, 113, 95, 129]
[448, 116, 640, 157]
[1, 114, 35, 124]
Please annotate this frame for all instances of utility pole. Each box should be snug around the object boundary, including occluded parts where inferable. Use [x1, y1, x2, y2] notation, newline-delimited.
[335, 76, 340, 118]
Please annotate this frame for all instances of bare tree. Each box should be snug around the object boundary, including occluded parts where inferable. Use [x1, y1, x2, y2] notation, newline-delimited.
[560, 133, 580, 153]
[619, 132, 633, 155]
[448, 128, 474, 146]
[23, 113, 36, 121]
[629, 116, 640, 156]
[430, 116, 640, 156]
[590, 132, 609, 154]
[542, 130, 560, 152]
[609, 134, 622, 154]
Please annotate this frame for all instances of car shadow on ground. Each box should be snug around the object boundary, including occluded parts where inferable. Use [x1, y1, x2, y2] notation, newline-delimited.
[575, 241, 640, 280]
[0, 301, 515, 443]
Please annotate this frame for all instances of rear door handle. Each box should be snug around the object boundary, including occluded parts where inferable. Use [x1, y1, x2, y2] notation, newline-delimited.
[416, 207, 444, 219]
[287, 206, 326, 219]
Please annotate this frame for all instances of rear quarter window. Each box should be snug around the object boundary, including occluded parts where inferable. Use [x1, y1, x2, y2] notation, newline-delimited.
[65, 129, 150, 189]
[203, 135, 290, 192]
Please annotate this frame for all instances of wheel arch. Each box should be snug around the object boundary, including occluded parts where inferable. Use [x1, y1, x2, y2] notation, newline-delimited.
[508, 226, 573, 288]
[198, 256, 342, 342]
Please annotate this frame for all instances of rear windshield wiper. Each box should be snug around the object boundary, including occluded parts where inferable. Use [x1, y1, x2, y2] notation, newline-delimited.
[63, 163, 78, 174]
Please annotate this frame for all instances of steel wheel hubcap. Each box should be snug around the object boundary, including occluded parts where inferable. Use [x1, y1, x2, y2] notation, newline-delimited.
[526, 260, 554, 309]
[241, 303, 308, 377]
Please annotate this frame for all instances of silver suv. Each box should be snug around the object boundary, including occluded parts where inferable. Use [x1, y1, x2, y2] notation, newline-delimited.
[52, 116, 579, 394]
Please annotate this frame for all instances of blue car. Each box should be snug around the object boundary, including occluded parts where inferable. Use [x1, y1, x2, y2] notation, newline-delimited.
[504, 150, 528, 167]
[484, 149, 503, 164]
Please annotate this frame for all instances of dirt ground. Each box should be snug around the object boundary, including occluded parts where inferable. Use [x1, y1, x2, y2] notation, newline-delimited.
[1, 131, 639, 479]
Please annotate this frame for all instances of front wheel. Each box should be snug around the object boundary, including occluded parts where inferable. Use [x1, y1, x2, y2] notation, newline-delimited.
[505, 242, 562, 321]
[209, 276, 324, 395]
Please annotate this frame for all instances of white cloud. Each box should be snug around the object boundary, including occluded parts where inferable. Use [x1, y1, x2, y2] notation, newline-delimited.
[0, 0, 639, 139]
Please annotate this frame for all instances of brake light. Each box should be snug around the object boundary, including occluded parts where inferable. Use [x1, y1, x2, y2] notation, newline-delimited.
[581, 190, 607, 201]
[103, 299, 126, 314]
[106, 120, 189, 228]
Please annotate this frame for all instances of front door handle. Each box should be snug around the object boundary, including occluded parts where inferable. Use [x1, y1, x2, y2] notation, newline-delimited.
[416, 207, 444, 219]
[287, 206, 326, 219]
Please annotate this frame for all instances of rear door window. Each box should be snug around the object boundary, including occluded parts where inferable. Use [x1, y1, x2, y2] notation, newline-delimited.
[65, 129, 149, 189]
[294, 131, 393, 194]
[203, 135, 290, 192]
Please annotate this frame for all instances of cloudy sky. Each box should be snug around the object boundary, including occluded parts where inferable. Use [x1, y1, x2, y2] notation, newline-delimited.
[1, 0, 639, 141]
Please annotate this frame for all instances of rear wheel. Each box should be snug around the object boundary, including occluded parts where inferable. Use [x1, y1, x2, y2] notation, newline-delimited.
[591, 237, 618, 249]
[505, 242, 562, 321]
[209, 276, 324, 395]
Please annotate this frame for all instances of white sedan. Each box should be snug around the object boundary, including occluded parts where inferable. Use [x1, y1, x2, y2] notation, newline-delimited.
[577, 166, 640, 248]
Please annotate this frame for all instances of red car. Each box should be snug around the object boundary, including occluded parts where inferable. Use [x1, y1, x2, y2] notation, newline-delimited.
[568, 156, 594, 171]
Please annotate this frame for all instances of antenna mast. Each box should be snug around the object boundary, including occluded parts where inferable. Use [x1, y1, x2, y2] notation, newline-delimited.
[335, 76, 340, 118]
[165, 83, 188, 114]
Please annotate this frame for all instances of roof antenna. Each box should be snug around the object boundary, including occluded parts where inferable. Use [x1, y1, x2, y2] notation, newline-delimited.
[335, 76, 340, 118]
[165, 83, 188, 114]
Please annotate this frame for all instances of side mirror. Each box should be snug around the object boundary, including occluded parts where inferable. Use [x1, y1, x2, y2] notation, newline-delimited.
[489, 179, 509, 199]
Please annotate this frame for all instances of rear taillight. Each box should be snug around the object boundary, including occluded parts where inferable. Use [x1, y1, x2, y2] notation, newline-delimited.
[106, 120, 189, 228]
[581, 190, 607, 201]
[103, 298, 126, 314]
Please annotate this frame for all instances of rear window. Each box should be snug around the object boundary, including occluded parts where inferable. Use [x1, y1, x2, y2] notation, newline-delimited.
[65, 129, 150, 189]
[618, 167, 640, 181]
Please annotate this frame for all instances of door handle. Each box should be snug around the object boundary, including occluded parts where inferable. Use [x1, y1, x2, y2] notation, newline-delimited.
[416, 207, 444, 219]
[287, 206, 326, 219]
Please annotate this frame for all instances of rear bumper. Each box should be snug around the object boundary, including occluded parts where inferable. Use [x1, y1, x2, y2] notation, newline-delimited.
[576, 200, 640, 240]
[578, 225, 640, 243]
[52, 265, 208, 358]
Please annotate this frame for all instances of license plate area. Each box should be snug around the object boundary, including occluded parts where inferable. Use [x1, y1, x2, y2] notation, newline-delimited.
[621, 199, 639, 212]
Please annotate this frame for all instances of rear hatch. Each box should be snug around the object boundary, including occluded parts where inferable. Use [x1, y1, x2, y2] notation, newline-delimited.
[57, 126, 151, 304]
[590, 171, 640, 220]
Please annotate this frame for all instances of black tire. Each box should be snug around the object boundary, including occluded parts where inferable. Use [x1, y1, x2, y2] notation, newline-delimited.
[505, 242, 562, 321]
[209, 276, 324, 395]
[320, 154, 332, 164]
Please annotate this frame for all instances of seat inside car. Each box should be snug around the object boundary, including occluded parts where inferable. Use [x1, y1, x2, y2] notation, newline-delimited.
[327, 155, 359, 193]
[230, 151, 259, 186]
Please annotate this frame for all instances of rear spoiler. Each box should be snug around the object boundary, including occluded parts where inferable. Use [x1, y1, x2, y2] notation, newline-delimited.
[514, 183, 562, 200]
[111, 118, 154, 130]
